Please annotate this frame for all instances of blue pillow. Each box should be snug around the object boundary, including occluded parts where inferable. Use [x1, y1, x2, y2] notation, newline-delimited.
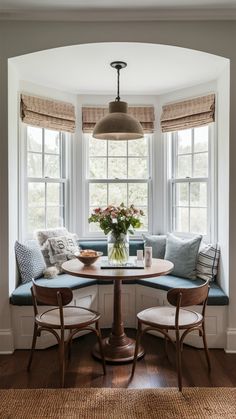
[15, 240, 46, 284]
[142, 234, 166, 259]
[164, 234, 202, 279]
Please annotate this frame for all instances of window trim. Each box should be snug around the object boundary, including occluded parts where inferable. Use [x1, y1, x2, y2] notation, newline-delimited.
[82, 133, 153, 239]
[167, 124, 217, 243]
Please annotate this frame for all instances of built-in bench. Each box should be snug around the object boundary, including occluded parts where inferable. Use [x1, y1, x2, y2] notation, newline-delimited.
[10, 240, 229, 350]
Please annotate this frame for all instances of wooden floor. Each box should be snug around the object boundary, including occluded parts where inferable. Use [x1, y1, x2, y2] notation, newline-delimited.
[1, 329, 236, 389]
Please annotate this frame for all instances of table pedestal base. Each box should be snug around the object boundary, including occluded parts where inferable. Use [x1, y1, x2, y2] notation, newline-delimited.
[93, 334, 144, 363]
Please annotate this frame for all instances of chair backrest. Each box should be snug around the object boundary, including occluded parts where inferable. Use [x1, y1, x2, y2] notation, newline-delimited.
[31, 279, 73, 307]
[167, 281, 209, 308]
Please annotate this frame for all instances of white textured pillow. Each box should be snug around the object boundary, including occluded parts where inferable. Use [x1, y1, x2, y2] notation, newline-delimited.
[46, 234, 79, 272]
[35, 228, 69, 267]
[196, 243, 220, 282]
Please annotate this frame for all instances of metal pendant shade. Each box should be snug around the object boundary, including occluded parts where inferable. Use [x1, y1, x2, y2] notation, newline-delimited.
[93, 61, 144, 141]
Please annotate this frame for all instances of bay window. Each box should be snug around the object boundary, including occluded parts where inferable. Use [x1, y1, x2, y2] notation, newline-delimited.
[84, 133, 152, 235]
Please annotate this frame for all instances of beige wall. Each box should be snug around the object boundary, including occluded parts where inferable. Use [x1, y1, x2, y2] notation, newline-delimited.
[0, 20, 235, 352]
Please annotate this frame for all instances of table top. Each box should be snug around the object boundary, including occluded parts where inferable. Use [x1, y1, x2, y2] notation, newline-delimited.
[62, 257, 173, 281]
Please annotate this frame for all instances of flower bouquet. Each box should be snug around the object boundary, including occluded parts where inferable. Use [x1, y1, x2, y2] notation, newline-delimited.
[88, 203, 144, 265]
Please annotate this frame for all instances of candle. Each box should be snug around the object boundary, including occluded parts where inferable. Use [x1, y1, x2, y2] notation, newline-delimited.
[144, 247, 152, 267]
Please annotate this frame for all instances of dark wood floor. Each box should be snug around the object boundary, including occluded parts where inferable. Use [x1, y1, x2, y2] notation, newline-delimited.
[1, 329, 236, 389]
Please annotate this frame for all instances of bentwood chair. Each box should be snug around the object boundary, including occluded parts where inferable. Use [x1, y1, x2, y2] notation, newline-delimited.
[27, 279, 106, 387]
[132, 281, 210, 391]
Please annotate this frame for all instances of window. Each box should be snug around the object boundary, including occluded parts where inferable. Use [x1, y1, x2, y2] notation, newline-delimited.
[169, 125, 214, 238]
[85, 133, 151, 235]
[25, 126, 67, 235]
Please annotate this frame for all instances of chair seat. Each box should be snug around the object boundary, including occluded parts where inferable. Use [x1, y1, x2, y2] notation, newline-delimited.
[137, 306, 203, 329]
[36, 306, 99, 328]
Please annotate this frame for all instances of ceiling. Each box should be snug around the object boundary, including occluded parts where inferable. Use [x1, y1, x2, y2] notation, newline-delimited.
[11, 43, 228, 96]
[1, 0, 236, 9]
[1, 0, 236, 20]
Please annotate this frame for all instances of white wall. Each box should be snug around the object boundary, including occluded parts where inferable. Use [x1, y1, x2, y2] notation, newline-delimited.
[217, 65, 230, 295]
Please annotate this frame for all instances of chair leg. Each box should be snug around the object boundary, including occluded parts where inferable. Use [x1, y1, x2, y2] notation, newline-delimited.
[131, 320, 142, 377]
[95, 322, 106, 375]
[175, 330, 182, 392]
[202, 323, 211, 372]
[27, 323, 38, 371]
[59, 331, 65, 388]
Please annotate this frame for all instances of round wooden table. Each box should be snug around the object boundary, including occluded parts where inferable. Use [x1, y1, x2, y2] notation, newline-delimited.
[62, 257, 173, 363]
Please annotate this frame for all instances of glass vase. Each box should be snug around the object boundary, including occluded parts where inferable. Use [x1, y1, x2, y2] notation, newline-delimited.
[107, 232, 129, 265]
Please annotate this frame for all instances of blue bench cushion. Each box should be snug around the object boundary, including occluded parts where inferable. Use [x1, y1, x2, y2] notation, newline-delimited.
[10, 273, 228, 306]
[137, 275, 229, 306]
[10, 274, 97, 306]
[79, 240, 144, 256]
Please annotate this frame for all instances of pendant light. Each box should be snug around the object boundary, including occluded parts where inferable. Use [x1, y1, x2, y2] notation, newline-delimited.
[93, 61, 144, 141]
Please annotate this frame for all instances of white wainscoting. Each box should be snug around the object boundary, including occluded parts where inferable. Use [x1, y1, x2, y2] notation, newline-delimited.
[11, 284, 228, 350]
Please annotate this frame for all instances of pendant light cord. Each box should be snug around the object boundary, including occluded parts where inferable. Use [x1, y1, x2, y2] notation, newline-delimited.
[116, 65, 121, 102]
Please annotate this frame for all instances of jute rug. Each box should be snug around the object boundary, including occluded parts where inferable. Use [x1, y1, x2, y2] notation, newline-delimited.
[0, 388, 235, 419]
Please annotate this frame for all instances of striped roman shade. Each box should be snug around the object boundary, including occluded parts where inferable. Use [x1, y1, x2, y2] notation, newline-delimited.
[160, 94, 215, 133]
[82, 106, 155, 133]
[21, 94, 76, 133]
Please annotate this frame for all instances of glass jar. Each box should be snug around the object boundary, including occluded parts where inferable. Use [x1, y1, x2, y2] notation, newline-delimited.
[107, 232, 129, 265]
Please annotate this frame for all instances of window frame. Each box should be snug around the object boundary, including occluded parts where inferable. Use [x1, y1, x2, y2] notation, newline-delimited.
[19, 124, 70, 240]
[167, 123, 217, 243]
[82, 133, 153, 238]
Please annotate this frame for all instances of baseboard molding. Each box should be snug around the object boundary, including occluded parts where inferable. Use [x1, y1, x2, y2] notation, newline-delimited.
[0, 329, 14, 354]
[225, 328, 236, 352]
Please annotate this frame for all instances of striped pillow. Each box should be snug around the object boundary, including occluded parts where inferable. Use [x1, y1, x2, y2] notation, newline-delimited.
[196, 244, 220, 282]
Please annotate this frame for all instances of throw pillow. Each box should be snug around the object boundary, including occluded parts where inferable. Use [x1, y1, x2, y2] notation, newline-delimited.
[142, 234, 166, 259]
[164, 233, 202, 279]
[35, 227, 69, 266]
[15, 240, 46, 284]
[196, 243, 220, 282]
[46, 234, 79, 272]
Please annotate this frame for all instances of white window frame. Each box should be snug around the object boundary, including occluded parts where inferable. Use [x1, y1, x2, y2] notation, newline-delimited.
[167, 124, 217, 243]
[82, 133, 153, 238]
[19, 124, 70, 240]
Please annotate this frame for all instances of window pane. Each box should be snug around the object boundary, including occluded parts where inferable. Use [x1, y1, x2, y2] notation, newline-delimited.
[139, 207, 148, 230]
[89, 158, 107, 179]
[28, 182, 45, 206]
[89, 208, 102, 232]
[190, 183, 207, 207]
[28, 207, 45, 232]
[177, 155, 192, 178]
[193, 153, 208, 177]
[47, 183, 62, 206]
[128, 158, 148, 179]
[89, 183, 107, 207]
[194, 126, 208, 152]
[177, 129, 192, 154]
[108, 158, 127, 179]
[89, 136, 107, 156]
[27, 126, 42, 152]
[46, 207, 63, 229]
[108, 183, 127, 206]
[128, 137, 148, 156]
[44, 129, 60, 153]
[27, 153, 42, 177]
[175, 207, 189, 232]
[190, 208, 207, 234]
[175, 183, 189, 206]
[128, 183, 148, 206]
[44, 154, 60, 178]
[108, 141, 127, 156]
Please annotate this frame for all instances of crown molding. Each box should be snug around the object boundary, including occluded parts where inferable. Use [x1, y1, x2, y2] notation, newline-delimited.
[0, 8, 236, 21]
